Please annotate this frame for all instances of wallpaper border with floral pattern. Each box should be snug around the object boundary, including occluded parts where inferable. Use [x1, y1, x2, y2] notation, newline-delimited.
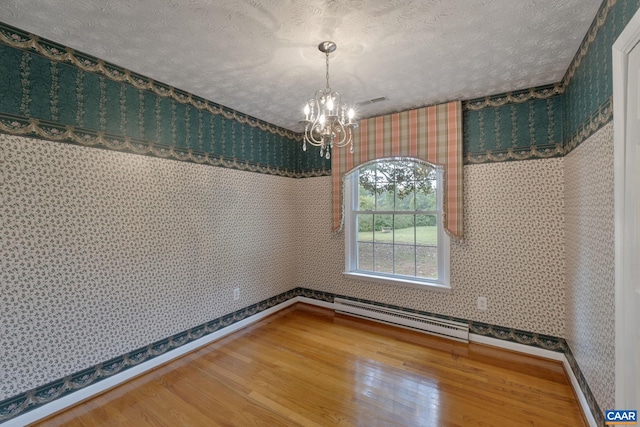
[0, 21, 338, 178]
[463, 0, 635, 166]
[0, 0, 634, 176]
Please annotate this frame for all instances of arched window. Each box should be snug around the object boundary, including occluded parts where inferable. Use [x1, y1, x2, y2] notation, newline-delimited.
[343, 157, 450, 290]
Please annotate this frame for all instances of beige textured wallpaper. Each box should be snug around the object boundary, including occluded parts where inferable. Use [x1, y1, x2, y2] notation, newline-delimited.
[0, 134, 298, 400]
[4, 131, 611, 410]
[564, 122, 615, 411]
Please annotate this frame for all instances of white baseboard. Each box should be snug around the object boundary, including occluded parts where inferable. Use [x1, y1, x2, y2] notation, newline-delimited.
[6, 296, 596, 427]
[469, 333, 564, 361]
[562, 356, 598, 427]
[297, 296, 335, 310]
[469, 333, 596, 427]
[7, 298, 298, 427]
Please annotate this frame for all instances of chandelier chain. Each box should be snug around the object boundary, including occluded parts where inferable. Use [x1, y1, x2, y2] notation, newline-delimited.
[325, 51, 330, 90]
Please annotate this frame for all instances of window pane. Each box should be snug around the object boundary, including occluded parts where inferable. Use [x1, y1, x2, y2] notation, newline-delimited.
[396, 159, 417, 180]
[358, 165, 376, 210]
[416, 215, 438, 246]
[415, 179, 437, 210]
[416, 246, 437, 279]
[374, 214, 393, 242]
[395, 181, 415, 211]
[375, 180, 394, 210]
[347, 159, 446, 284]
[394, 244, 416, 276]
[415, 163, 436, 180]
[357, 242, 374, 271]
[394, 159, 416, 210]
[358, 164, 376, 187]
[394, 215, 415, 245]
[374, 162, 394, 210]
[358, 187, 375, 211]
[374, 243, 394, 273]
[375, 161, 394, 183]
[357, 214, 374, 242]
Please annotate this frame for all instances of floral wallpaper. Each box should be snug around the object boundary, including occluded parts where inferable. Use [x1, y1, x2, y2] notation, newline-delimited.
[564, 122, 615, 421]
[0, 133, 298, 401]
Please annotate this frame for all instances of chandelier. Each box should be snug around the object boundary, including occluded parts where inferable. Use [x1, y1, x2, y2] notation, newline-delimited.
[301, 41, 357, 159]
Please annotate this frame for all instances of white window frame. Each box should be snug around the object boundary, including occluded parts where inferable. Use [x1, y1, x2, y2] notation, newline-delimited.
[343, 158, 450, 292]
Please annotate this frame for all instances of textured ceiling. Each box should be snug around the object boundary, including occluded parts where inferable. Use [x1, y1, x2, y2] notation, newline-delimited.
[0, 0, 602, 132]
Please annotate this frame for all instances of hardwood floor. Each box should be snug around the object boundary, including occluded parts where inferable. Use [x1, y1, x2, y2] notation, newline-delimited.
[34, 303, 586, 427]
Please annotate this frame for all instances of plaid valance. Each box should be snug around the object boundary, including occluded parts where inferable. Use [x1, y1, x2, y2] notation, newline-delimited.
[332, 100, 463, 239]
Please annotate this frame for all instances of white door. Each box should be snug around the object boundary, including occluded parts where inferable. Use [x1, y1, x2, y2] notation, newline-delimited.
[627, 41, 640, 409]
[616, 31, 640, 410]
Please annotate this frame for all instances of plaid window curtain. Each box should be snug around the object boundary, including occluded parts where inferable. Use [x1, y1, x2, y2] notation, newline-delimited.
[331, 100, 463, 239]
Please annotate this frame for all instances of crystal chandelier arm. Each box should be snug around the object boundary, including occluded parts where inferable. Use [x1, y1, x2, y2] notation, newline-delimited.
[303, 89, 330, 147]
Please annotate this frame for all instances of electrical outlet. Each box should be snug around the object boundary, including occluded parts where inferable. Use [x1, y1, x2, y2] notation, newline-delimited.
[233, 288, 240, 301]
[477, 297, 488, 311]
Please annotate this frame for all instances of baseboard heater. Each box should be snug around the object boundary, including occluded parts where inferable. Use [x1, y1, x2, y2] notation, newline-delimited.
[334, 298, 469, 342]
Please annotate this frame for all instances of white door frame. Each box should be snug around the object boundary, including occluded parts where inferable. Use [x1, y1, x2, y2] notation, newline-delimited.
[613, 9, 640, 409]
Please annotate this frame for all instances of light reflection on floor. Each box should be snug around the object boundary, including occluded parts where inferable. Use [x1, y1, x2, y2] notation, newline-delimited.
[354, 358, 440, 426]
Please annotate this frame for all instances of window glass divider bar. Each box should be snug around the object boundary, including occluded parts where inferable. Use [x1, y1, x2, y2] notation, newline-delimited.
[354, 210, 439, 215]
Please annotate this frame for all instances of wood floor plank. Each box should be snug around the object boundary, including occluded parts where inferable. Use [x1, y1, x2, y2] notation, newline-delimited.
[32, 303, 587, 427]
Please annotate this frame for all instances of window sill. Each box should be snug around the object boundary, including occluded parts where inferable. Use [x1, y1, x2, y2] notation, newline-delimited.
[342, 271, 451, 292]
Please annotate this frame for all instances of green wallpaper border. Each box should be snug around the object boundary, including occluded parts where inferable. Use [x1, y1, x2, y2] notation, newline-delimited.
[462, 0, 635, 164]
[562, 0, 622, 157]
[463, 87, 564, 164]
[0, 22, 299, 141]
[0, 112, 301, 177]
[564, 96, 613, 153]
[0, 21, 308, 177]
[464, 84, 563, 111]
[0, 1, 626, 174]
